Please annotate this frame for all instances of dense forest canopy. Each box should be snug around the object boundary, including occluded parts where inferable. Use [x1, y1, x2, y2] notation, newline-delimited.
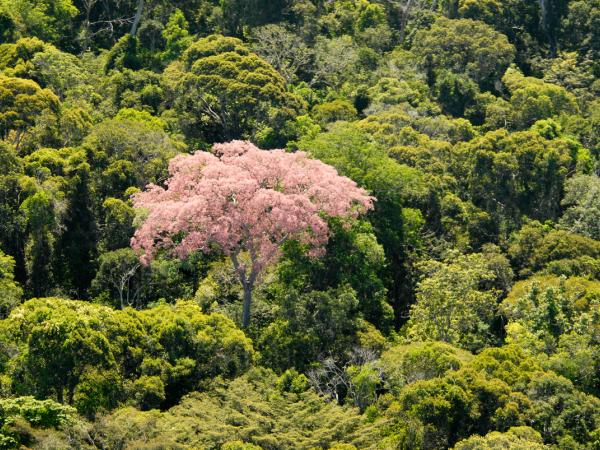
[0, 0, 599, 448]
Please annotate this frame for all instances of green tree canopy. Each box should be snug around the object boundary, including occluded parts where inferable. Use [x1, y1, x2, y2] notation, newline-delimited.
[405, 251, 512, 351]
[0, 75, 58, 149]
[0, 298, 253, 416]
[0, 0, 77, 47]
[411, 17, 515, 90]
[164, 34, 304, 146]
[0, 250, 22, 318]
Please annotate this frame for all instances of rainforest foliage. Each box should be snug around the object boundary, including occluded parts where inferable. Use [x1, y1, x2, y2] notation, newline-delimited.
[0, 0, 600, 449]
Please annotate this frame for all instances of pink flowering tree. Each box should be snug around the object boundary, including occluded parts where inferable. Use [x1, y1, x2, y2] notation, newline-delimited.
[131, 141, 373, 327]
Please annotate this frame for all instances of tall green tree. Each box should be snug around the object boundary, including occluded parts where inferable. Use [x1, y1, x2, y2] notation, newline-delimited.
[0, 75, 59, 150]
[405, 251, 512, 351]
[411, 17, 515, 90]
[299, 123, 428, 325]
[0, 250, 22, 318]
[164, 34, 304, 146]
[0, 0, 77, 47]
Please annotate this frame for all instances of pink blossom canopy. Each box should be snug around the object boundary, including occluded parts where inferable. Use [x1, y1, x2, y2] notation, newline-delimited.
[131, 141, 374, 274]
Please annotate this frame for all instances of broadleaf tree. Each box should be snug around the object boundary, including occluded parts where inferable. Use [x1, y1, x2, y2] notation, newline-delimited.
[132, 141, 373, 327]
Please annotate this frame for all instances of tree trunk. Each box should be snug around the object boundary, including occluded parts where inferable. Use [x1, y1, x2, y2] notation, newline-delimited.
[56, 386, 64, 403]
[242, 283, 252, 328]
[231, 253, 257, 328]
[130, 0, 145, 36]
[539, 0, 558, 57]
[397, 0, 414, 45]
[81, 0, 97, 50]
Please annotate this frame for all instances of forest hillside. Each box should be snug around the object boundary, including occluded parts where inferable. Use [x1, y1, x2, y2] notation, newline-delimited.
[0, 0, 599, 448]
